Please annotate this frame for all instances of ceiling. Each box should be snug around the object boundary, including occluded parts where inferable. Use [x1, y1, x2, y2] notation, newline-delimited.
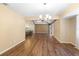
[7, 3, 70, 17]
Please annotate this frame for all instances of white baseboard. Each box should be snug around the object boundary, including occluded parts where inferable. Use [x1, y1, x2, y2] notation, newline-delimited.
[75, 46, 79, 50]
[74, 45, 79, 50]
[0, 39, 25, 55]
[53, 36, 75, 46]
[61, 42, 79, 50]
[61, 42, 75, 46]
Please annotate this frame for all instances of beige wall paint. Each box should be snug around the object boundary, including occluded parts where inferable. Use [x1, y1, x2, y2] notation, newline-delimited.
[54, 19, 61, 41]
[0, 4, 25, 54]
[54, 4, 79, 45]
[60, 16, 76, 45]
[76, 15, 79, 49]
[54, 16, 76, 45]
[50, 15, 61, 42]
[57, 4, 79, 47]
[35, 24, 48, 33]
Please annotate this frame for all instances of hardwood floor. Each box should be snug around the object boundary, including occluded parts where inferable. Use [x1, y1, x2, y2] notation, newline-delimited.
[1, 33, 79, 56]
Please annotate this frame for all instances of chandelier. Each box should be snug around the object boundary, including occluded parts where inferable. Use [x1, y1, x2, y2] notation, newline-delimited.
[39, 14, 52, 21]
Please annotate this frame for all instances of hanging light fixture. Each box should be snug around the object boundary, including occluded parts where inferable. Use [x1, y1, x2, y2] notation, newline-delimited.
[49, 16, 52, 19]
[45, 14, 49, 19]
[38, 3, 52, 21]
[38, 14, 52, 21]
[39, 15, 42, 20]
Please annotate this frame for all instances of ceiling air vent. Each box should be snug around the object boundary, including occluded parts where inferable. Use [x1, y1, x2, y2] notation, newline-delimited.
[3, 3, 8, 6]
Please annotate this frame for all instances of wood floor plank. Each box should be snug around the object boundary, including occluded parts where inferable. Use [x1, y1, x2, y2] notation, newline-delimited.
[1, 33, 79, 56]
[48, 39, 56, 56]
[42, 37, 48, 56]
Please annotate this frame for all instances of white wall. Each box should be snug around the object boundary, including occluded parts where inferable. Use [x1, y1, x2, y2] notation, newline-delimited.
[0, 4, 25, 54]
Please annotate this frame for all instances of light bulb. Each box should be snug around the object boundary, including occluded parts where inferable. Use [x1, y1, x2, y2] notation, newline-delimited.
[39, 15, 42, 19]
[49, 16, 52, 19]
[46, 14, 49, 18]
